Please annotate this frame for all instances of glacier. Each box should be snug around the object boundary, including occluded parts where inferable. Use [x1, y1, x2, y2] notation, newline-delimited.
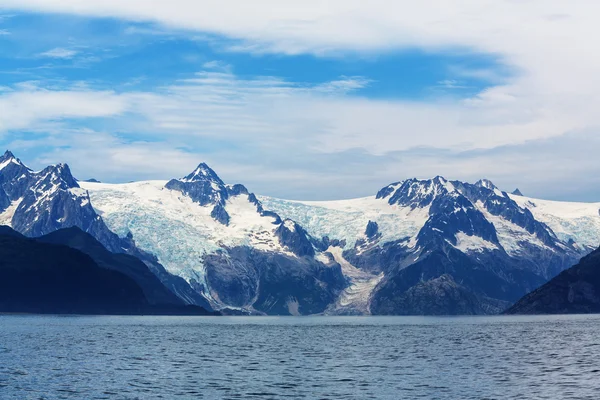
[80, 172, 600, 314]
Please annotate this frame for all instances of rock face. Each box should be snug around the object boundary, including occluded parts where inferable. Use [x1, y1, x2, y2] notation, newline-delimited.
[369, 246, 530, 315]
[275, 220, 315, 257]
[375, 274, 486, 316]
[203, 247, 345, 315]
[506, 248, 600, 314]
[365, 221, 380, 240]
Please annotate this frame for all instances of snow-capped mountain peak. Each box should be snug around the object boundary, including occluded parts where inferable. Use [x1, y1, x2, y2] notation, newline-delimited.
[165, 164, 283, 229]
[380, 176, 457, 209]
[475, 179, 498, 191]
[181, 162, 224, 185]
[0, 150, 26, 170]
[0, 151, 33, 200]
[35, 163, 80, 192]
[165, 163, 229, 209]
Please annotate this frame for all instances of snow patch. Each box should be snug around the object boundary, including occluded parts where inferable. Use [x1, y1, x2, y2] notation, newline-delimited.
[476, 201, 551, 255]
[454, 232, 498, 253]
[0, 157, 22, 171]
[0, 198, 23, 227]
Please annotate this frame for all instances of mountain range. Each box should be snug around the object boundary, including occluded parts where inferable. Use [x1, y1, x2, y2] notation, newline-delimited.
[1, 150, 599, 315]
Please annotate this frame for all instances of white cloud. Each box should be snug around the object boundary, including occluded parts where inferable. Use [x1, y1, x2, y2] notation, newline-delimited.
[0, 29, 9, 35]
[0, 84, 128, 132]
[1, 1, 598, 145]
[31, 130, 203, 181]
[39, 47, 78, 58]
[2, 1, 600, 198]
[2, 71, 599, 200]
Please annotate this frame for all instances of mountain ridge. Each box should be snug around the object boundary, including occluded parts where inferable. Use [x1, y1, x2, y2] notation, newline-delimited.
[2, 150, 599, 315]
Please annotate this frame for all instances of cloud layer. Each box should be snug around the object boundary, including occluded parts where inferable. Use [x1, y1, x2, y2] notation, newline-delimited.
[0, 1, 599, 200]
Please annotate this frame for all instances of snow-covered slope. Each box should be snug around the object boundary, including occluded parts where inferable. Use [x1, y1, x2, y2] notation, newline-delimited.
[261, 178, 587, 259]
[510, 194, 600, 250]
[81, 180, 294, 284]
[259, 196, 430, 248]
[81, 176, 346, 314]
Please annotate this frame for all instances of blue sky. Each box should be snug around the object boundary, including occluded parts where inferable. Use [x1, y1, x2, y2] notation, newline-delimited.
[0, 14, 504, 97]
[0, 2, 598, 201]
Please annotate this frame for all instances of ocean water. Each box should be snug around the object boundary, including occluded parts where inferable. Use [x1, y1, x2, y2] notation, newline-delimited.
[1, 315, 599, 399]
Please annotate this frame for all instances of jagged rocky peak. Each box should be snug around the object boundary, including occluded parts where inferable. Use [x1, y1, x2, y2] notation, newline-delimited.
[0, 150, 19, 165]
[165, 162, 229, 207]
[165, 162, 274, 226]
[512, 188, 524, 196]
[0, 150, 33, 192]
[0, 150, 28, 168]
[0, 152, 38, 204]
[35, 163, 80, 191]
[376, 181, 403, 199]
[166, 162, 253, 206]
[276, 219, 315, 257]
[379, 176, 457, 209]
[474, 179, 498, 191]
[182, 162, 224, 185]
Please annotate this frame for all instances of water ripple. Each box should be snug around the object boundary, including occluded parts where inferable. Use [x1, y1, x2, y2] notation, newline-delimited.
[0, 315, 599, 399]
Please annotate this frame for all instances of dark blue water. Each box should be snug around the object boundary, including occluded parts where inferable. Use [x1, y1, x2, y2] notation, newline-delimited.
[1, 315, 599, 399]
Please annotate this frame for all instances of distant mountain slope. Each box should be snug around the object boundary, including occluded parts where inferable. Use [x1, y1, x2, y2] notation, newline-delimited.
[0, 226, 148, 314]
[0, 226, 216, 315]
[38, 227, 184, 306]
[506, 248, 600, 314]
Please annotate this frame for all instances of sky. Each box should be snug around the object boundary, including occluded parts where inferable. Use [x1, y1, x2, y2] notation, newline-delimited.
[0, 1, 599, 201]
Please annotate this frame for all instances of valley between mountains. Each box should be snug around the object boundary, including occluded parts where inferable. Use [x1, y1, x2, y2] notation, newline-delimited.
[1, 150, 599, 315]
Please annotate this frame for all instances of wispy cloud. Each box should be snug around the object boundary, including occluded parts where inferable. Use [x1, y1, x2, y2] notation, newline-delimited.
[39, 47, 78, 59]
[123, 25, 173, 36]
[202, 60, 231, 71]
[0, 29, 10, 35]
[314, 77, 371, 94]
[436, 80, 469, 90]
